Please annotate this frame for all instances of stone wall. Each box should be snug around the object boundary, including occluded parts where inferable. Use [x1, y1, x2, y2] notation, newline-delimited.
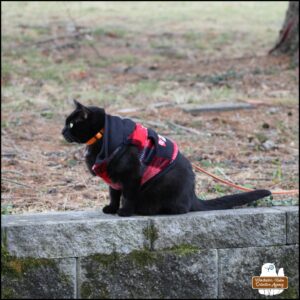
[1, 206, 299, 299]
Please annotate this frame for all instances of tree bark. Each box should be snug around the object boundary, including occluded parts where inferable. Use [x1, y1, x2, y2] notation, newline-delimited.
[269, 1, 299, 64]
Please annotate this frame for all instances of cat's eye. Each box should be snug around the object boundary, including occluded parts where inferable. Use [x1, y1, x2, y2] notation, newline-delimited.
[69, 122, 74, 128]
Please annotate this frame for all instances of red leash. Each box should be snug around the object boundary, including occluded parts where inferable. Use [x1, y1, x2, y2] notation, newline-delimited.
[192, 163, 299, 195]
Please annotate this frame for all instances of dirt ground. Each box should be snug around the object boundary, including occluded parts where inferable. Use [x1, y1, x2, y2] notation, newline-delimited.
[2, 2, 299, 214]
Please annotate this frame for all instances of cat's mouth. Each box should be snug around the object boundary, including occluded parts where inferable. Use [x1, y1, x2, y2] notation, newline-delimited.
[62, 128, 78, 143]
[63, 134, 74, 143]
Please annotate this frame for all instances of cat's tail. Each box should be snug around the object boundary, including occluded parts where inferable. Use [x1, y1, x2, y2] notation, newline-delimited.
[191, 189, 271, 211]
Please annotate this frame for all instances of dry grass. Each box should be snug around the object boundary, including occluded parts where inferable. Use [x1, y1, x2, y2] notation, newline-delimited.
[1, 2, 298, 214]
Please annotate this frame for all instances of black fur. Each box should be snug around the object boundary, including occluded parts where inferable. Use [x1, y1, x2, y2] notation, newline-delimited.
[62, 100, 271, 217]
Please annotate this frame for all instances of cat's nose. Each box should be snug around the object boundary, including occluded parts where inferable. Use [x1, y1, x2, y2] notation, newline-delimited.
[61, 128, 66, 135]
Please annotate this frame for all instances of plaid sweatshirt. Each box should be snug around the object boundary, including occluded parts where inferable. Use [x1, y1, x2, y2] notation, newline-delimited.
[92, 114, 178, 190]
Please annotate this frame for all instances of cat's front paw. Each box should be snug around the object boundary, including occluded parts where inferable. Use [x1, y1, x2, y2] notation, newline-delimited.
[103, 205, 118, 214]
[117, 208, 133, 217]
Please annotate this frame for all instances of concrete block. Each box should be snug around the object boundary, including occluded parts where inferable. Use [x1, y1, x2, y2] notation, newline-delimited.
[273, 206, 299, 244]
[218, 245, 299, 299]
[151, 207, 286, 250]
[79, 249, 218, 299]
[1, 255, 76, 299]
[2, 211, 150, 258]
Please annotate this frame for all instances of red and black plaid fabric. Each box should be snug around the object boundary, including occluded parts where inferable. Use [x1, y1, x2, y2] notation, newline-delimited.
[92, 119, 178, 190]
[128, 124, 178, 186]
[93, 159, 123, 190]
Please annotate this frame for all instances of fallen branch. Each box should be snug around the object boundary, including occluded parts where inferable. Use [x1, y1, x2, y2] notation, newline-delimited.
[2, 152, 17, 158]
[211, 131, 234, 137]
[115, 107, 143, 114]
[2, 170, 23, 176]
[167, 121, 206, 136]
[87, 42, 106, 59]
[180, 102, 255, 114]
[116, 102, 173, 114]
[214, 167, 235, 184]
[148, 101, 173, 109]
[2, 178, 34, 189]
[51, 42, 79, 50]
[22, 30, 92, 48]
[18, 24, 50, 29]
[130, 117, 168, 129]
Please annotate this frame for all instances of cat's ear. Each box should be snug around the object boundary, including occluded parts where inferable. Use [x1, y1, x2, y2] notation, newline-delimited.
[73, 99, 90, 119]
[73, 99, 83, 109]
[81, 106, 90, 119]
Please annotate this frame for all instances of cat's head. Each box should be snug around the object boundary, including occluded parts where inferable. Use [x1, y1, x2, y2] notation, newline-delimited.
[62, 100, 105, 144]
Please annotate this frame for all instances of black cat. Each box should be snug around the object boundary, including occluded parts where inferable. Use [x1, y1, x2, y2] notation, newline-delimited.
[62, 100, 271, 216]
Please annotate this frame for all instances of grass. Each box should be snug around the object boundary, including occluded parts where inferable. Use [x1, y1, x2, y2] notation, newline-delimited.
[184, 30, 235, 51]
[2, 2, 288, 112]
[0, 0, 294, 117]
[114, 54, 139, 65]
[197, 69, 242, 84]
[1, 2, 298, 214]
[3, 2, 287, 31]
[40, 111, 54, 119]
[206, 86, 241, 102]
[199, 160, 227, 169]
[272, 161, 283, 184]
[78, 90, 121, 108]
[213, 183, 230, 195]
[3, 2, 287, 42]
[128, 80, 159, 96]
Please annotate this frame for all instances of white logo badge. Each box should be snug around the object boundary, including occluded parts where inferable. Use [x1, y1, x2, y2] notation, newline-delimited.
[255, 263, 286, 296]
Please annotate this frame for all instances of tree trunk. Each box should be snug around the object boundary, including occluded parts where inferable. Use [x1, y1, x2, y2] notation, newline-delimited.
[270, 1, 299, 64]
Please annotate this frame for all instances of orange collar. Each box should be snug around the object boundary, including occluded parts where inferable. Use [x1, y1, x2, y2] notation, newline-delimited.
[86, 128, 104, 145]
